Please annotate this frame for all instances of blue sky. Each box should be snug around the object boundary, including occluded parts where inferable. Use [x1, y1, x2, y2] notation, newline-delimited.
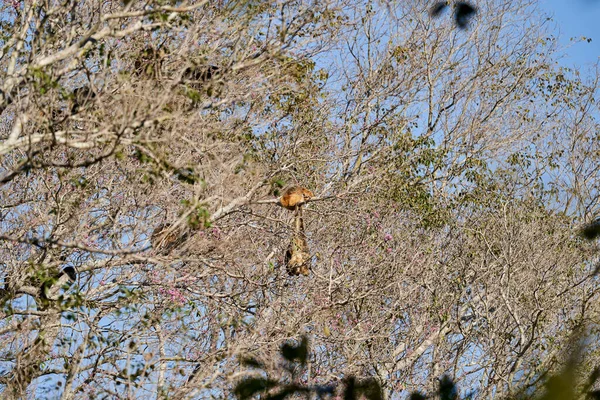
[541, 0, 600, 68]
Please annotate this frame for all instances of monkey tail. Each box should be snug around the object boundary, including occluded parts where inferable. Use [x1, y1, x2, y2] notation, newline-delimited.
[295, 205, 303, 235]
[285, 204, 311, 276]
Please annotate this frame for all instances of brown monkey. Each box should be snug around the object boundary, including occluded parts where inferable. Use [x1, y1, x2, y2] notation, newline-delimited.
[279, 186, 314, 210]
[284, 204, 311, 276]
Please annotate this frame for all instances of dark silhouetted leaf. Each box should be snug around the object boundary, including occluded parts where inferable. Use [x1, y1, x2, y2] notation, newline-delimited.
[234, 377, 277, 399]
[581, 219, 600, 240]
[266, 384, 309, 400]
[535, 331, 584, 400]
[357, 377, 384, 400]
[62, 266, 77, 282]
[409, 392, 426, 400]
[240, 356, 264, 369]
[541, 374, 575, 400]
[589, 390, 600, 400]
[586, 367, 600, 391]
[343, 376, 383, 400]
[455, 2, 477, 29]
[430, 2, 449, 17]
[344, 376, 356, 400]
[265, 391, 292, 400]
[439, 375, 458, 400]
[582, 366, 600, 397]
[315, 384, 336, 396]
[183, 65, 221, 82]
[281, 336, 308, 364]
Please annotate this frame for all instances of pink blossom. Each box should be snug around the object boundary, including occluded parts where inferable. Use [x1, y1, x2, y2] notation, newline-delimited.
[211, 227, 222, 239]
[166, 288, 186, 305]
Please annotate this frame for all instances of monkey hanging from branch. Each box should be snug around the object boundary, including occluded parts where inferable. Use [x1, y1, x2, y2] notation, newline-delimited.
[280, 186, 314, 276]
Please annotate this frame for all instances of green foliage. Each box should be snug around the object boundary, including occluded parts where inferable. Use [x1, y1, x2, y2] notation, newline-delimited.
[269, 178, 286, 196]
[134, 149, 153, 164]
[69, 175, 89, 188]
[29, 67, 59, 95]
[184, 88, 202, 103]
[188, 205, 211, 229]
[179, 199, 211, 229]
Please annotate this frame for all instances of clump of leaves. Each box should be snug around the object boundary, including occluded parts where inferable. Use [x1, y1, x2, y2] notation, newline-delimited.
[180, 199, 211, 229]
[187, 205, 211, 229]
